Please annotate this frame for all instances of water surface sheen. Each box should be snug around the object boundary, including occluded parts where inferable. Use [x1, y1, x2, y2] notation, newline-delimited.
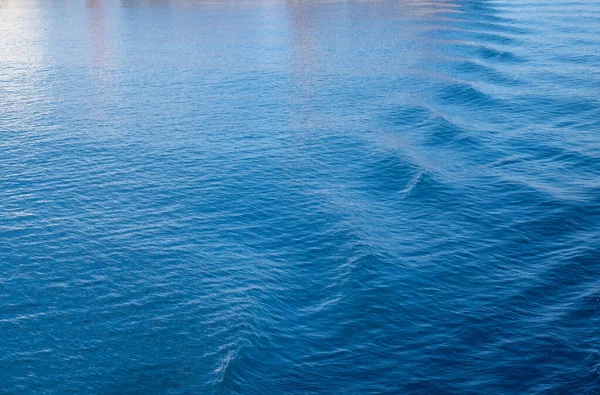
[1, 0, 600, 393]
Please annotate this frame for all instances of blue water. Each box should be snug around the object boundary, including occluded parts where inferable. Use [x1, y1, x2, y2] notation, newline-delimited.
[1, 0, 600, 393]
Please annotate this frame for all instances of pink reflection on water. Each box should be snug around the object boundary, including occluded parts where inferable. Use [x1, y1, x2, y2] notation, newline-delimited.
[87, 0, 109, 66]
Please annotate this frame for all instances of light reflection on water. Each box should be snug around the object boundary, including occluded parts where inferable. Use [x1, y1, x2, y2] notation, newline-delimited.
[1, 0, 599, 393]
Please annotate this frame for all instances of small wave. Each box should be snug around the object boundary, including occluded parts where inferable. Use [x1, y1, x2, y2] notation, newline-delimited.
[473, 46, 525, 63]
[400, 170, 425, 200]
[211, 348, 240, 385]
[437, 81, 503, 109]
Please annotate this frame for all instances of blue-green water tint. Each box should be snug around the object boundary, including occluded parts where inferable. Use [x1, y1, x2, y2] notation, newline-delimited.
[1, 0, 600, 393]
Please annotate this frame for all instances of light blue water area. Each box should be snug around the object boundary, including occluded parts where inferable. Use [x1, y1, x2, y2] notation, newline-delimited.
[1, 0, 600, 393]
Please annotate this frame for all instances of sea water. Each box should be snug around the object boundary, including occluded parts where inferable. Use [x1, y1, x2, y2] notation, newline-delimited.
[1, 0, 599, 393]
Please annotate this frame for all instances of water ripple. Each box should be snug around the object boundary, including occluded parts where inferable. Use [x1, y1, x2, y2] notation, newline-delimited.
[1, 0, 599, 393]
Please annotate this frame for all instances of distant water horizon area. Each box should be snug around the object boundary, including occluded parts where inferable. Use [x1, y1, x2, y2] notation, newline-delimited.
[1, 0, 599, 393]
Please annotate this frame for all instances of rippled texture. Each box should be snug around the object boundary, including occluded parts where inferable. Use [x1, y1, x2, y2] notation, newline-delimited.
[1, 0, 600, 393]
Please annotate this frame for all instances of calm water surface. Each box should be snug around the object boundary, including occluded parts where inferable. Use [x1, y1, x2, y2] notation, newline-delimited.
[1, 0, 600, 393]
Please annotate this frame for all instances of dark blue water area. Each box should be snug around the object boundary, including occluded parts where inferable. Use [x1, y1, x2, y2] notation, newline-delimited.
[1, 0, 600, 393]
